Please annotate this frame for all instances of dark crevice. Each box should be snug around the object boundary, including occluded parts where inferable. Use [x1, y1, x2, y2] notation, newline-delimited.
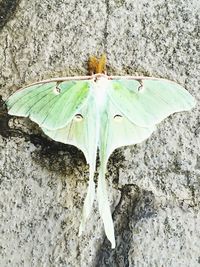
[0, 95, 10, 138]
[95, 185, 138, 267]
[0, 0, 20, 31]
[95, 186, 157, 267]
[103, 0, 110, 55]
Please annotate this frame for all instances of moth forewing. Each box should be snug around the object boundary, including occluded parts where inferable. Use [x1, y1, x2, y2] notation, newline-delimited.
[6, 69, 196, 249]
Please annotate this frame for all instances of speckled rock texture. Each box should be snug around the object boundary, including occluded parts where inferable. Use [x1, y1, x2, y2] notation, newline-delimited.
[0, 0, 199, 266]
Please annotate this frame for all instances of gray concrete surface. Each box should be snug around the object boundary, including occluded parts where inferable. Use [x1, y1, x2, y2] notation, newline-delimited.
[0, 0, 199, 266]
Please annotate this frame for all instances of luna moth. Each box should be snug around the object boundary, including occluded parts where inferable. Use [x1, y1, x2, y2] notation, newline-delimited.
[6, 55, 196, 249]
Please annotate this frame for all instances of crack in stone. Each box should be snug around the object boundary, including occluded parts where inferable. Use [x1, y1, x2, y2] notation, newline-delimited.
[103, 0, 110, 54]
[2, 34, 8, 67]
[94, 178, 199, 265]
[9, 45, 22, 82]
[0, 96, 11, 138]
[94, 184, 140, 267]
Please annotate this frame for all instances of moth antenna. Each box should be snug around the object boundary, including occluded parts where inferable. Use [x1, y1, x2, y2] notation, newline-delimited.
[88, 54, 107, 74]
[96, 54, 107, 74]
[88, 56, 99, 75]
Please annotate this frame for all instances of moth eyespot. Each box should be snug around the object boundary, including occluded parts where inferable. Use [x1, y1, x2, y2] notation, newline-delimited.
[53, 86, 61, 95]
[74, 114, 83, 121]
[113, 114, 123, 122]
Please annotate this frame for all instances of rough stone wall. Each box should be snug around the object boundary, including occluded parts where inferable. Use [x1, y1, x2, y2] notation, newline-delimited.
[0, 0, 199, 266]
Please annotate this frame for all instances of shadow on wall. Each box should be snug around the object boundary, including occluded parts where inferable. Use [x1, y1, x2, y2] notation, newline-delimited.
[0, 95, 86, 176]
[0, 0, 20, 31]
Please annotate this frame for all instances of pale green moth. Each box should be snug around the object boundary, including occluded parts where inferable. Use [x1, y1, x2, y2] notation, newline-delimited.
[6, 55, 196, 248]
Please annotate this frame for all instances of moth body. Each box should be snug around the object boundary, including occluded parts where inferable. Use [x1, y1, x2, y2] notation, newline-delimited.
[6, 66, 196, 250]
[92, 76, 109, 110]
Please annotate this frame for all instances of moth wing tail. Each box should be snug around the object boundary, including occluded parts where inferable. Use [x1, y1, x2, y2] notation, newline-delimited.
[97, 163, 116, 249]
[79, 165, 96, 236]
